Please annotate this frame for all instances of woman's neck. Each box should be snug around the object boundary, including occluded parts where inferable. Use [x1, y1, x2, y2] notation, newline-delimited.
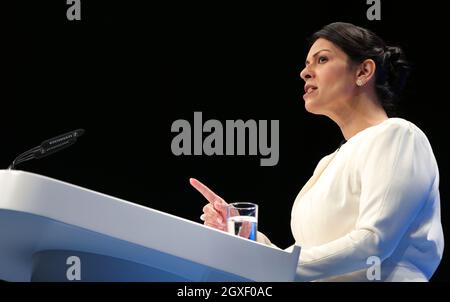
[330, 95, 389, 141]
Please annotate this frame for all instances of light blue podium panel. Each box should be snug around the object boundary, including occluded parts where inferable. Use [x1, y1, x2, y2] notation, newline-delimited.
[0, 170, 300, 282]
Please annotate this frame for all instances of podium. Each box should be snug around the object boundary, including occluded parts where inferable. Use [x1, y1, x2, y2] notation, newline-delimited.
[0, 170, 300, 282]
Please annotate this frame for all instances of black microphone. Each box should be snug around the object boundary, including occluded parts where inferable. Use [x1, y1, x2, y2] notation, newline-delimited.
[8, 129, 85, 170]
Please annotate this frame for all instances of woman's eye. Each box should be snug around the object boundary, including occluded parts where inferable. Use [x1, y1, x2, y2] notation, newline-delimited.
[318, 56, 328, 63]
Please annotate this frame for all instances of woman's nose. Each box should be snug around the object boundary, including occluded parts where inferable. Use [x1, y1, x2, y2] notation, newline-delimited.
[300, 66, 313, 81]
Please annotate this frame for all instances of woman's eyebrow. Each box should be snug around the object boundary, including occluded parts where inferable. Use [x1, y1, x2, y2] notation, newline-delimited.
[305, 49, 332, 65]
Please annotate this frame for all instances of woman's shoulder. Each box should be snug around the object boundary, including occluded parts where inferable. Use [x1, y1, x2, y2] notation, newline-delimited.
[375, 118, 432, 144]
[381, 117, 416, 131]
[352, 118, 429, 144]
[347, 117, 437, 167]
[341, 118, 436, 166]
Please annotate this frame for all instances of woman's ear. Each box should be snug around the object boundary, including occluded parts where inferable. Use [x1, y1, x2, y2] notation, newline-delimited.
[355, 59, 376, 87]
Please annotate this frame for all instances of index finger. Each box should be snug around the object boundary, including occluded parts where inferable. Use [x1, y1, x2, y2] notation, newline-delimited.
[189, 178, 225, 205]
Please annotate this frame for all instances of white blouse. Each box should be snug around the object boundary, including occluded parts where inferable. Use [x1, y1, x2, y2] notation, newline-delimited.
[259, 118, 444, 281]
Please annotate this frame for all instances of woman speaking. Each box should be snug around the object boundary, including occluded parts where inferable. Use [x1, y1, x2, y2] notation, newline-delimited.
[190, 22, 444, 282]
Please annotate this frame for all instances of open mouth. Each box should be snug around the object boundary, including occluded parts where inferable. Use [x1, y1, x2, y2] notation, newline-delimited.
[304, 87, 318, 97]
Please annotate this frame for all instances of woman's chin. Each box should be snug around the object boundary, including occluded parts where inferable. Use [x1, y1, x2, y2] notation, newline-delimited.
[304, 98, 318, 113]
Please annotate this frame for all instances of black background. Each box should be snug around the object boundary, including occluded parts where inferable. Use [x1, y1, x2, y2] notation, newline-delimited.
[6, 0, 449, 281]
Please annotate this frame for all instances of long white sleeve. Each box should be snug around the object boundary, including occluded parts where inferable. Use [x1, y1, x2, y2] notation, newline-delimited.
[292, 118, 443, 281]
